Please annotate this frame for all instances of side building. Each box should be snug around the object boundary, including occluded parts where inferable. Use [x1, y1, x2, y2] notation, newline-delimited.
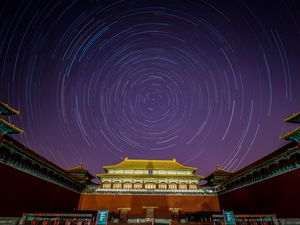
[217, 112, 300, 219]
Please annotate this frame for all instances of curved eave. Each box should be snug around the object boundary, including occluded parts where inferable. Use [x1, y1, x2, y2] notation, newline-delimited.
[209, 167, 232, 176]
[66, 165, 86, 172]
[69, 171, 95, 179]
[103, 159, 197, 172]
[0, 101, 20, 115]
[67, 167, 95, 179]
[0, 118, 23, 134]
[96, 173, 203, 180]
[280, 126, 300, 141]
[103, 167, 197, 172]
[284, 112, 300, 123]
[204, 171, 231, 181]
[67, 168, 86, 172]
[84, 172, 95, 179]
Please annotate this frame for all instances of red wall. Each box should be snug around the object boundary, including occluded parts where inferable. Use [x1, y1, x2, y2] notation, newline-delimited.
[0, 162, 80, 217]
[3, 157, 299, 218]
[79, 194, 220, 218]
[218, 168, 300, 218]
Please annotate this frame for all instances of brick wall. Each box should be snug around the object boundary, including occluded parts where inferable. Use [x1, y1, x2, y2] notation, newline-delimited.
[79, 194, 220, 218]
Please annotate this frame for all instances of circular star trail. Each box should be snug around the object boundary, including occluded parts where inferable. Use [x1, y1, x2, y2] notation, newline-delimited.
[1, 0, 300, 176]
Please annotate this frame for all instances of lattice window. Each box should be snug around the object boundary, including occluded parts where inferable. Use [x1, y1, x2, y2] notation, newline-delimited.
[179, 183, 187, 190]
[123, 183, 132, 189]
[102, 183, 111, 189]
[112, 183, 122, 189]
[189, 184, 197, 190]
[145, 183, 156, 189]
[158, 183, 167, 189]
[169, 183, 177, 190]
[134, 183, 142, 189]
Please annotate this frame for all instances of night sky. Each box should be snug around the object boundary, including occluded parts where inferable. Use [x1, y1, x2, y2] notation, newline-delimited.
[1, 0, 300, 176]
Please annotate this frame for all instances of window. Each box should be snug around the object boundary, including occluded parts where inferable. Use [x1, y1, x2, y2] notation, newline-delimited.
[123, 183, 132, 189]
[189, 184, 197, 190]
[158, 183, 167, 190]
[134, 183, 142, 189]
[179, 183, 187, 190]
[102, 183, 111, 189]
[112, 183, 122, 189]
[169, 183, 177, 190]
[145, 183, 156, 189]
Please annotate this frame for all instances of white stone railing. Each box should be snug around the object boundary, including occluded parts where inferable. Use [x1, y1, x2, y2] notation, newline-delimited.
[82, 187, 217, 195]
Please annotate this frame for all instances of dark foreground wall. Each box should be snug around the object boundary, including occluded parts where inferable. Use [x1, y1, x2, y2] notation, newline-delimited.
[218, 168, 300, 218]
[0, 162, 80, 217]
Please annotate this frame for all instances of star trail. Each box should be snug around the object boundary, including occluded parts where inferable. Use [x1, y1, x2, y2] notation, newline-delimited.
[1, 0, 300, 176]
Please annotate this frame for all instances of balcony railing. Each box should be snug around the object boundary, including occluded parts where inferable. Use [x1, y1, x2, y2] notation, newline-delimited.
[82, 187, 217, 195]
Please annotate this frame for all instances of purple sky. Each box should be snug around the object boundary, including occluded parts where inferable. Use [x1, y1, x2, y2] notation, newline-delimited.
[1, 0, 300, 177]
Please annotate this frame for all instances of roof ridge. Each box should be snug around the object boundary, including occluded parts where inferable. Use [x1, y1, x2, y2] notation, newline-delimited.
[67, 162, 86, 171]
[103, 157, 197, 171]
[125, 158, 177, 162]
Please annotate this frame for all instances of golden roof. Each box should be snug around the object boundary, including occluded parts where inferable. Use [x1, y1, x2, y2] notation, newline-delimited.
[214, 166, 231, 174]
[204, 166, 231, 181]
[103, 157, 197, 171]
[67, 162, 95, 179]
[67, 162, 86, 172]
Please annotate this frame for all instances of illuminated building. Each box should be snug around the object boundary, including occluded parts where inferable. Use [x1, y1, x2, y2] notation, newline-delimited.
[97, 157, 203, 191]
[204, 166, 231, 187]
[67, 163, 96, 185]
[79, 158, 218, 222]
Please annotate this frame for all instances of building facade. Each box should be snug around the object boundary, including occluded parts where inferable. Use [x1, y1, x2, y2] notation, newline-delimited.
[97, 157, 203, 191]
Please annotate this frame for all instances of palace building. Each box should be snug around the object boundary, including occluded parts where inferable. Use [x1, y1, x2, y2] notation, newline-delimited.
[1, 101, 300, 225]
[78, 159, 218, 222]
[96, 157, 202, 191]
[67, 163, 96, 186]
[78, 158, 218, 222]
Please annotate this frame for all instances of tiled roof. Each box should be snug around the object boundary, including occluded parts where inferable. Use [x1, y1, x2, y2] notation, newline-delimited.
[103, 157, 197, 171]
[67, 163, 86, 172]
[67, 163, 95, 179]
[0, 118, 23, 134]
[204, 166, 232, 182]
[96, 173, 203, 179]
[213, 166, 231, 174]
[280, 126, 300, 141]
[284, 112, 300, 123]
